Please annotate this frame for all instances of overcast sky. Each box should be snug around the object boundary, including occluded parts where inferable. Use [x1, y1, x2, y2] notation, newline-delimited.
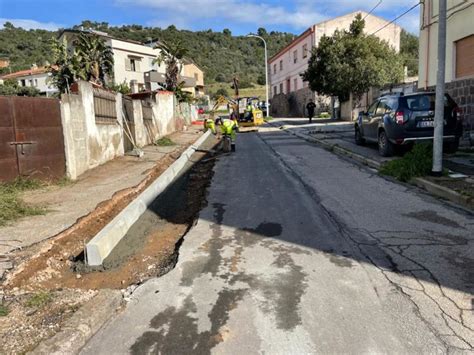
[0, 0, 421, 35]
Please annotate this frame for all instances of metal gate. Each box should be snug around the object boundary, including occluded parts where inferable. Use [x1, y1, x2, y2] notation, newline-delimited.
[0, 96, 66, 182]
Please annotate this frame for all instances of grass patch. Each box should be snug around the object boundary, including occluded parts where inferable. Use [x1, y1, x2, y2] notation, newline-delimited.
[26, 291, 53, 308]
[264, 116, 274, 121]
[0, 178, 46, 226]
[380, 143, 434, 182]
[155, 137, 176, 146]
[0, 304, 9, 316]
[317, 112, 331, 118]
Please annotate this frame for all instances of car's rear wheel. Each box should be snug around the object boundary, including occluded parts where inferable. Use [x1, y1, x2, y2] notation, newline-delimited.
[355, 126, 365, 145]
[378, 130, 394, 157]
[444, 137, 459, 154]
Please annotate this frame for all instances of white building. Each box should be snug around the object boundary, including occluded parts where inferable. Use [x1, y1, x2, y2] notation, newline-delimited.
[268, 11, 402, 98]
[0, 65, 58, 96]
[60, 29, 170, 93]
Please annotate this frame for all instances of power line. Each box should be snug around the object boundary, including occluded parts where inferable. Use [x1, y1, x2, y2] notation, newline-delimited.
[369, 2, 421, 35]
[364, 0, 383, 20]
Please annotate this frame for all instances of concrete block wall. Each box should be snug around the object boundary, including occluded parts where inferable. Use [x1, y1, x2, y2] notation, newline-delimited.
[61, 81, 187, 179]
[62, 81, 124, 179]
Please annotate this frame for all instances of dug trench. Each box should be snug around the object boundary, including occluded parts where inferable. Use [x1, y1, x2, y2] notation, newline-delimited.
[0, 134, 220, 354]
[5, 134, 219, 290]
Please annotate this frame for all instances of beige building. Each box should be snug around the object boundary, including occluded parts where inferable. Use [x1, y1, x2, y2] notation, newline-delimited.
[0, 65, 58, 96]
[269, 11, 401, 98]
[418, 0, 474, 88]
[183, 59, 205, 97]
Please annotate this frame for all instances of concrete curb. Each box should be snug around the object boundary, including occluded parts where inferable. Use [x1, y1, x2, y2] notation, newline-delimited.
[290, 129, 382, 169]
[413, 177, 474, 210]
[268, 122, 473, 211]
[30, 289, 123, 355]
[86, 130, 212, 266]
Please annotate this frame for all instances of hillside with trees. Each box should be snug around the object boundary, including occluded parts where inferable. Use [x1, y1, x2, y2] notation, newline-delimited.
[0, 20, 419, 90]
[0, 21, 295, 85]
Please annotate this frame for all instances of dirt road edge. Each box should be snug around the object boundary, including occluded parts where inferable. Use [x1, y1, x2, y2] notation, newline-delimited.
[30, 289, 123, 355]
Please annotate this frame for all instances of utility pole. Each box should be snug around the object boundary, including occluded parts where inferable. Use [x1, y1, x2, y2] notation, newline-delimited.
[432, 0, 447, 175]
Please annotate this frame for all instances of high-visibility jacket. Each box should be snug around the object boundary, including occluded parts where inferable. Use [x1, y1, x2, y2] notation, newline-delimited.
[204, 118, 216, 134]
[220, 118, 237, 140]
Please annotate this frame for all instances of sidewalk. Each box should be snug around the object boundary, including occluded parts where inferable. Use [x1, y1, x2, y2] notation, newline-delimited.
[267, 117, 474, 210]
[0, 127, 203, 277]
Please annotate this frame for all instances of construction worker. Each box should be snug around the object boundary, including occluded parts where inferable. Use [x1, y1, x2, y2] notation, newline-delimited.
[245, 102, 253, 121]
[216, 117, 238, 151]
[204, 117, 216, 134]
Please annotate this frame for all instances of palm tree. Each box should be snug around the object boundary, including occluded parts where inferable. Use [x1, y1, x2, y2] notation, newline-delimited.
[49, 37, 84, 93]
[153, 40, 188, 91]
[73, 33, 114, 86]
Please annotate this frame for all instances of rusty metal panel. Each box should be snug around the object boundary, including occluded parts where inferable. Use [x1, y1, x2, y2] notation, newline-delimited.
[12, 96, 66, 180]
[0, 96, 18, 182]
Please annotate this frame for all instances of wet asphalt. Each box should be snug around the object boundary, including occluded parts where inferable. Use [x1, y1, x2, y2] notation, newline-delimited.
[81, 127, 473, 354]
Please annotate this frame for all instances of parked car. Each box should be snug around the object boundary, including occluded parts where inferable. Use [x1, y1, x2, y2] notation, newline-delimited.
[354, 92, 463, 156]
[258, 101, 267, 116]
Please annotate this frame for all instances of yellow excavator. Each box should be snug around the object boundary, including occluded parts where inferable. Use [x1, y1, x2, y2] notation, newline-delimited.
[208, 78, 264, 127]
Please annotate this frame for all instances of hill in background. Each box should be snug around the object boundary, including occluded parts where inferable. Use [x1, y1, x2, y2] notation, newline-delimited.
[0, 20, 418, 97]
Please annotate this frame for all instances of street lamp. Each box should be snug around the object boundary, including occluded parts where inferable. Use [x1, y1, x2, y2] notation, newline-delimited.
[247, 34, 269, 117]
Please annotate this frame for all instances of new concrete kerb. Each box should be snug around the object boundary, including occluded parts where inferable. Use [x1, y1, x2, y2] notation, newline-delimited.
[86, 130, 212, 266]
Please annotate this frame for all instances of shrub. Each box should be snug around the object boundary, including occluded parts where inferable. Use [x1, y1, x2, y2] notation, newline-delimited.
[26, 291, 53, 308]
[379, 143, 433, 182]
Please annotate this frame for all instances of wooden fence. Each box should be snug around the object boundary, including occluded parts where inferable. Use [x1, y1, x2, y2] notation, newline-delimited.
[93, 88, 117, 124]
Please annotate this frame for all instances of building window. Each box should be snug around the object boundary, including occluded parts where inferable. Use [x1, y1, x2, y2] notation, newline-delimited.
[303, 44, 308, 58]
[34, 79, 38, 87]
[29, 79, 34, 86]
[455, 35, 474, 79]
[273, 64, 277, 74]
[20, 79, 26, 87]
[273, 86, 277, 96]
[294, 78, 298, 90]
[126, 57, 141, 72]
[279, 82, 283, 94]
[293, 50, 297, 64]
[279, 60, 283, 71]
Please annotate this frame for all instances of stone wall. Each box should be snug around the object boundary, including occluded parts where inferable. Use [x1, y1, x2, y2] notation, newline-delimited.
[444, 78, 474, 132]
[270, 87, 319, 118]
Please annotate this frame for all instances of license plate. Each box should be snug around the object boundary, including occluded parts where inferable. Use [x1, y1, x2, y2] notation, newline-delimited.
[418, 121, 434, 128]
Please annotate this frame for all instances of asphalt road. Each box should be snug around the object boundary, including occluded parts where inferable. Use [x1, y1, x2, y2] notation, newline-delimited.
[82, 126, 473, 354]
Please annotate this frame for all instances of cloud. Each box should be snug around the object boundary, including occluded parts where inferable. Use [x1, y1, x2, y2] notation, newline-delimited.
[115, 0, 419, 34]
[0, 18, 64, 31]
[116, 0, 327, 30]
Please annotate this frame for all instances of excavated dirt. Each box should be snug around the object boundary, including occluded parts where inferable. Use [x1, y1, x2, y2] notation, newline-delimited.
[5, 137, 217, 291]
[0, 135, 219, 354]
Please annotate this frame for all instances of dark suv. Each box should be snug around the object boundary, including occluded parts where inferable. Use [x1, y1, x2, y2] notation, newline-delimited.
[355, 92, 463, 156]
